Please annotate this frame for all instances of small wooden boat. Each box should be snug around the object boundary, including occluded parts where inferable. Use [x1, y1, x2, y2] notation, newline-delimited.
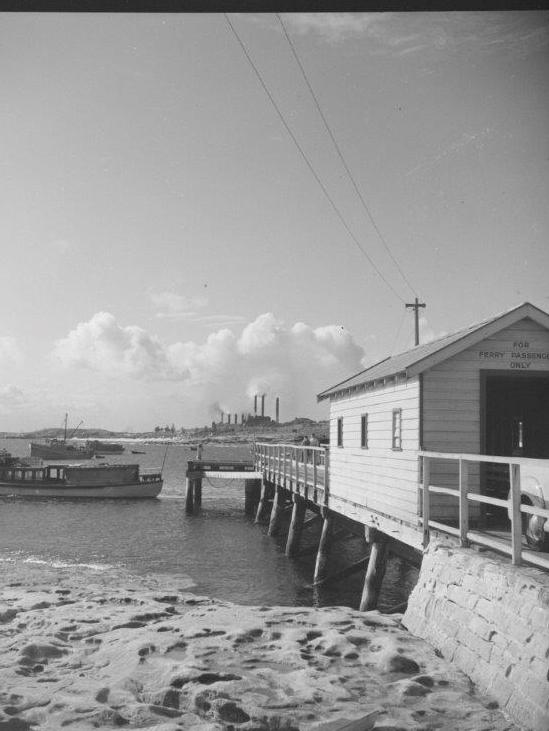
[0, 454, 163, 499]
[131, 450, 146, 455]
[86, 440, 125, 454]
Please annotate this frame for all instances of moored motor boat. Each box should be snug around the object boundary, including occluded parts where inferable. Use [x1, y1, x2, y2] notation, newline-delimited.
[29, 440, 96, 460]
[0, 457, 163, 499]
[86, 440, 125, 454]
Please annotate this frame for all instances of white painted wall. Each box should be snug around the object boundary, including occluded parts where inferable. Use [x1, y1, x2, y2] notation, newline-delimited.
[423, 317, 549, 518]
[326, 317, 549, 527]
[328, 376, 420, 524]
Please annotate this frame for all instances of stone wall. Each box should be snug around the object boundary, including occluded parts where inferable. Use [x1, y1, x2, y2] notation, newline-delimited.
[403, 543, 549, 731]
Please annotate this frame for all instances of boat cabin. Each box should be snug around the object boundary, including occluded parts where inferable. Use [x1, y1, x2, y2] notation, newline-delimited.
[317, 302, 549, 530]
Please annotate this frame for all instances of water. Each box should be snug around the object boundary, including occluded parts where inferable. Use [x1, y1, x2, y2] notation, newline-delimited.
[0, 438, 418, 611]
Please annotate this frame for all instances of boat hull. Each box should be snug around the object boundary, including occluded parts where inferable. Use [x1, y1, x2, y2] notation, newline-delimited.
[30, 442, 95, 460]
[0, 479, 163, 499]
[86, 441, 125, 454]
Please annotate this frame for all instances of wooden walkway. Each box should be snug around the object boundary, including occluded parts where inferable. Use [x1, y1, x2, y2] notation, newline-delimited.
[253, 443, 549, 573]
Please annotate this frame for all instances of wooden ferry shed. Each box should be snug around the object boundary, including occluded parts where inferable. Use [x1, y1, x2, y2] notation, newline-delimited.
[316, 302, 549, 544]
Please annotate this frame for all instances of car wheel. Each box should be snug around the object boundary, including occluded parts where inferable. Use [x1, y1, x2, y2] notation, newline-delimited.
[522, 499, 549, 552]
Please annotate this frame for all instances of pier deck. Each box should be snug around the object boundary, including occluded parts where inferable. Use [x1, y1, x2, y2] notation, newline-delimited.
[253, 443, 549, 572]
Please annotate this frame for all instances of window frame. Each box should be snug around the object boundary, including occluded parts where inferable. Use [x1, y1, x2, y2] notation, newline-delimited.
[360, 413, 368, 449]
[392, 408, 402, 451]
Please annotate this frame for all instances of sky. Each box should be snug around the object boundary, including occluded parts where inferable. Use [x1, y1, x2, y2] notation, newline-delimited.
[1, 11, 548, 431]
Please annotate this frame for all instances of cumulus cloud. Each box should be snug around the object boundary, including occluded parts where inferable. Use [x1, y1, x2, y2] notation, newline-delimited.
[52, 312, 366, 421]
[52, 312, 179, 379]
[0, 336, 23, 367]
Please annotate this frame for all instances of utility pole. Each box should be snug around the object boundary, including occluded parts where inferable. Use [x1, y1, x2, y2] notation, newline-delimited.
[405, 297, 426, 346]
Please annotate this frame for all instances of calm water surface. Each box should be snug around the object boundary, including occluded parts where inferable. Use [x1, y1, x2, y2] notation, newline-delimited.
[0, 438, 417, 611]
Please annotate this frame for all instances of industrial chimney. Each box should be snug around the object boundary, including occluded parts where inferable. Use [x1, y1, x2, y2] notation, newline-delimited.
[220, 412, 224, 424]
[261, 394, 265, 417]
[275, 396, 279, 423]
[234, 413, 238, 425]
[228, 414, 231, 425]
[254, 395, 257, 416]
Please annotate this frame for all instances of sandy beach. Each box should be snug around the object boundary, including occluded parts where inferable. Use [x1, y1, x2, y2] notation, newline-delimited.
[0, 560, 518, 731]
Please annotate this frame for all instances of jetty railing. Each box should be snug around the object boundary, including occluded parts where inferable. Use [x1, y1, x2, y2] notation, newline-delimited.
[420, 451, 549, 571]
[252, 443, 329, 504]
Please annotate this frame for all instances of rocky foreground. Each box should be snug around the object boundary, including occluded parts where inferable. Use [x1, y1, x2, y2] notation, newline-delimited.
[0, 561, 517, 731]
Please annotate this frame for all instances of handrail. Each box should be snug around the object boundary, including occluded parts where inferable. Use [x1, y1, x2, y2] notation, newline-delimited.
[420, 451, 549, 570]
[253, 442, 329, 503]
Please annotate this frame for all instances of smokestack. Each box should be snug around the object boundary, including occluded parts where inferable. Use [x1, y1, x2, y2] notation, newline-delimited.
[254, 395, 257, 416]
[235, 413, 238, 425]
[242, 413, 245, 424]
[276, 396, 279, 423]
[261, 394, 265, 417]
[228, 414, 231, 425]
[221, 412, 224, 424]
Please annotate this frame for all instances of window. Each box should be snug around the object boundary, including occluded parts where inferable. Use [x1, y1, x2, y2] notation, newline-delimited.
[361, 413, 368, 449]
[337, 417, 343, 447]
[392, 409, 402, 450]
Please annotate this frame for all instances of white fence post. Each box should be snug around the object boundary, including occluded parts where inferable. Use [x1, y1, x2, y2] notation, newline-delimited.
[510, 462, 522, 566]
[459, 458, 469, 547]
[422, 456, 431, 548]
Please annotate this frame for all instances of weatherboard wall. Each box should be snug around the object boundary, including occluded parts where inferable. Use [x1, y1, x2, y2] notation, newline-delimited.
[421, 316, 549, 518]
[327, 376, 421, 525]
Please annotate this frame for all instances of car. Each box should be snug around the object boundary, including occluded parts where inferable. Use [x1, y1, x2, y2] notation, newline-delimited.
[508, 458, 549, 551]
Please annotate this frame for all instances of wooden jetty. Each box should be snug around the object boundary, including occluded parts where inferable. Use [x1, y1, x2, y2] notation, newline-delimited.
[186, 303, 549, 611]
[185, 460, 262, 515]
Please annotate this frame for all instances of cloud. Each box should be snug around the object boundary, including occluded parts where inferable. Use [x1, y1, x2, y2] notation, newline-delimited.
[52, 312, 179, 379]
[282, 11, 549, 58]
[150, 291, 209, 320]
[282, 13, 391, 43]
[52, 311, 367, 421]
[0, 336, 23, 367]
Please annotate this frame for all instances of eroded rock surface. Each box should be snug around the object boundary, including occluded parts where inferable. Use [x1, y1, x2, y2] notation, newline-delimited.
[0, 561, 517, 730]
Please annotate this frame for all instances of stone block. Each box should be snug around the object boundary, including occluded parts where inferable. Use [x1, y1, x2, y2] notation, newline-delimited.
[475, 596, 499, 624]
[503, 638, 526, 666]
[453, 643, 477, 677]
[487, 674, 516, 708]
[530, 631, 549, 661]
[529, 605, 549, 632]
[505, 616, 535, 645]
[528, 657, 549, 680]
[523, 679, 549, 714]
[456, 626, 492, 662]
[468, 614, 493, 641]
[438, 636, 458, 661]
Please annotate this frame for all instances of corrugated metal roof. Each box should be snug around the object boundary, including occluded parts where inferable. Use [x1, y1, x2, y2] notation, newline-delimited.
[317, 302, 549, 401]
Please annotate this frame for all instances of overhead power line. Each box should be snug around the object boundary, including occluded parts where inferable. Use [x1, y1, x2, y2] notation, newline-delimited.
[276, 13, 417, 301]
[224, 13, 406, 305]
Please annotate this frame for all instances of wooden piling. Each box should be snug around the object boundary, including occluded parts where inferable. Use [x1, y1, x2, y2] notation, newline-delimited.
[244, 479, 261, 517]
[193, 478, 202, 510]
[268, 486, 285, 536]
[185, 477, 194, 515]
[360, 527, 389, 612]
[313, 508, 334, 584]
[255, 479, 272, 523]
[285, 495, 307, 557]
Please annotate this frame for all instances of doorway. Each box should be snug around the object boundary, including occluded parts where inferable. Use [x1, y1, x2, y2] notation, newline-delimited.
[482, 372, 549, 524]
